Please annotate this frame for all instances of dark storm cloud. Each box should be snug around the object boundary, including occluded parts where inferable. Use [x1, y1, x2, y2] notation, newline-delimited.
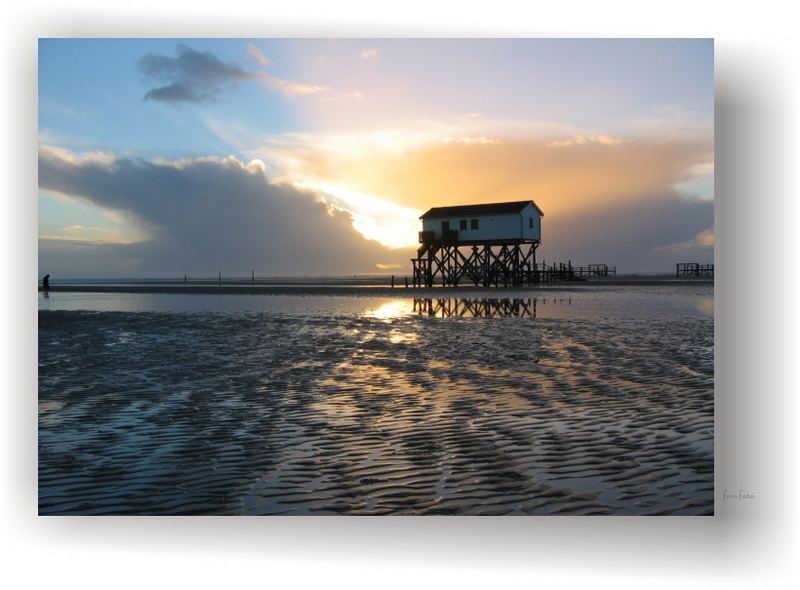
[542, 195, 714, 272]
[138, 44, 327, 103]
[140, 44, 252, 103]
[38, 146, 409, 277]
[144, 83, 210, 103]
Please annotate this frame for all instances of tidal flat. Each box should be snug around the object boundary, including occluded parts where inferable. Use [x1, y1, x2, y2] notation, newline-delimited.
[38, 285, 713, 515]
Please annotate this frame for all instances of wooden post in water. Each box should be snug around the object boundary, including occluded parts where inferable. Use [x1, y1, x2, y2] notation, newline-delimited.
[218, 271, 221, 286]
[251, 269, 254, 283]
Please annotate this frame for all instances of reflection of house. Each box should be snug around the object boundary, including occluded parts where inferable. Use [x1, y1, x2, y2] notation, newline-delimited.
[413, 297, 540, 318]
[419, 200, 543, 245]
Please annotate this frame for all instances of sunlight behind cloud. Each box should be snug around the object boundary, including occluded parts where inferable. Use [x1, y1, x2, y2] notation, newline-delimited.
[300, 181, 420, 249]
[224, 112, 714, 253]
[38, 39, 715, 275]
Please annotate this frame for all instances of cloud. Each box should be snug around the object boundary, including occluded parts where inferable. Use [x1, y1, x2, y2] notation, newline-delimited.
[442, 136, 499, 145]
[230, 120, 713, 271]
[656, 228, 715, 253]
[546, 135, 622, 148]
[140, 44, 251, 103]
[543, 198, 714, 271]
[246, 43, 272, 67]
[263, 131, 713, 219]
[42, 224, 135, 244]
[375, 263, 404, 270]
[38, 145, 411, 277]
[140, 44, 326, 104]
[39, 238, 147, 276]
[358, 48, 379, 61]
[672, 161, 714, 201]
[315, 90, 364, 103]
[199, 108, 714, 271]
[695, 228, 715, 247]
[251, 72, 327, 97]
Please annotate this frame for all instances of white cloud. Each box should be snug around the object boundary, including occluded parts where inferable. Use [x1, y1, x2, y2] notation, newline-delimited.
[252, 71, 327, 96]
[442, 136, 499, 145]
[40, 225, 137, 245]
[358, 48, 379, 61]
[546, 135, 622, 148]
[657, 228, 715, 252]
[673, 161, 714, 201]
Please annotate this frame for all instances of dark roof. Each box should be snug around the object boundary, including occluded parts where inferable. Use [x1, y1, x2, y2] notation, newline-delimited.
[419, 200, 544, 219]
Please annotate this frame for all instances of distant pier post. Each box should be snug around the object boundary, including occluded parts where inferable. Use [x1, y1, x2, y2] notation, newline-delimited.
[251, 269, 254, 283]
[218, 271, 221, 286]
[184, 274, 187, 285]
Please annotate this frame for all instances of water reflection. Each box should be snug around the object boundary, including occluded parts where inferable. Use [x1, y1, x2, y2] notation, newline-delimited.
[695, 297, 714, 317]
[364, 299, 415, 319]
[39, 288, 713, 320]
[413, 297, 572, 318]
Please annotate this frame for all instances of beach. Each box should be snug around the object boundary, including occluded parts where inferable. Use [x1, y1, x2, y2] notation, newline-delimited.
[38, 282, 714, 515]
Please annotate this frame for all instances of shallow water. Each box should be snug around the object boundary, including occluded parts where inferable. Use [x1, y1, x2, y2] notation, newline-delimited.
[38, 284, 713, 319]
[38, 286, 713, 515]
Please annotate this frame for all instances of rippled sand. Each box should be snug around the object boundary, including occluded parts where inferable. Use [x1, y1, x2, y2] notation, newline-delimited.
[38, 301, 713, 515]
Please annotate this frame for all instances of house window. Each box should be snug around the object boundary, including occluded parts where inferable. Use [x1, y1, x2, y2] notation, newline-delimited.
[470, 219, 479, 230]
[459, 219, 467, 230]
[529, 217, 533, 229]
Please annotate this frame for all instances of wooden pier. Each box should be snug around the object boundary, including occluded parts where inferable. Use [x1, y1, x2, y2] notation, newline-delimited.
[411, 239, 614, 287]
[411, 240, 540, 287]
[676, 263, 714, 277]
[578, 263, 617, 277]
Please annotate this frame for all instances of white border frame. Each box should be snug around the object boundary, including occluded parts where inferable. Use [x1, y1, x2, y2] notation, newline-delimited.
[4, 2, 798, 588]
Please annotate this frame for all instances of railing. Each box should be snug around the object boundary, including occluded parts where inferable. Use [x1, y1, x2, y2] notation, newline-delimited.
[535, 262, 616, 278]
[676, 263, 714, 277]
[419, 230, 458, 245]
[419, 230, 435, 244]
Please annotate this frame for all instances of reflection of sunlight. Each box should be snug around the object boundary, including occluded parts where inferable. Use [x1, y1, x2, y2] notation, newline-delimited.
[389, 329, 418, 344]
[365, 299, 414, 319]
[696, 297, 714, 317]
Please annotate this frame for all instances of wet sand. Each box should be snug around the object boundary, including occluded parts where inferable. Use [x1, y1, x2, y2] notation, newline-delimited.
[38, 290, 713, 515]
[38, 276, 712, 296]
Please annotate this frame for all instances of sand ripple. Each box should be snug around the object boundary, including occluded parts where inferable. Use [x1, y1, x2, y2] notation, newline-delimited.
[38, 307, 713, 515]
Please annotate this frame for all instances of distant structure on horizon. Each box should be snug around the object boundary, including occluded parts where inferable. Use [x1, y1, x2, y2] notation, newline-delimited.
[412, 200, 544, 287]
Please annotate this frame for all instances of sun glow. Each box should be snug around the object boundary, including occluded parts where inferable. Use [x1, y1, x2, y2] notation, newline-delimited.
[301, 180, 420, 249]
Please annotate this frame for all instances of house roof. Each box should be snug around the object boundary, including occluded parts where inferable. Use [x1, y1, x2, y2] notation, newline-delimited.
[419, 200, 544, 219]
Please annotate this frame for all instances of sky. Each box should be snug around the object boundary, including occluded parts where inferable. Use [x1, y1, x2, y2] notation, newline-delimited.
[38, 38, 714, 277]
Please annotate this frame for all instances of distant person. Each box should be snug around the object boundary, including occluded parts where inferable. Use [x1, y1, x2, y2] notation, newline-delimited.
[42, 274, 50, 294]
[391, 275, 395, 288]
[404, 276, 408, 288]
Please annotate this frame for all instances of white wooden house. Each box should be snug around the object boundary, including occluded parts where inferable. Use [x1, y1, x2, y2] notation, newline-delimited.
[419, 200, 543, 245]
